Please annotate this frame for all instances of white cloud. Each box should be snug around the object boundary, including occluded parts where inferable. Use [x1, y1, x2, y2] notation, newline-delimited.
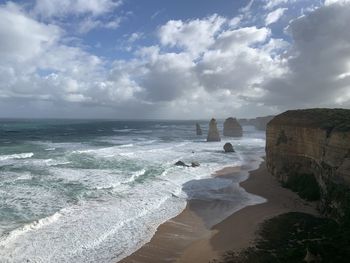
[0, 2, 139, 108]
[265, 7, 287, 25]
[324, 0, 350, 5]
[77, 16, 121, 33]
[33, 0, 124, 34]
[264, 0, 289, 10]
[0, 2, 60, 62]
[240, 0, 255, 13]
[34, 0, 123, 18]
[128, 32, 143, 43]
[158, 14, 226, 57]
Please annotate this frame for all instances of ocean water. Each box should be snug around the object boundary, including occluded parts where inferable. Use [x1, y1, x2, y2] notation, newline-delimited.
[0, 119, 266, 263]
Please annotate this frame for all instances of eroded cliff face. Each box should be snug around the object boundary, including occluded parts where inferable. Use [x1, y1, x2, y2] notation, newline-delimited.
[266, 109, 350, 219]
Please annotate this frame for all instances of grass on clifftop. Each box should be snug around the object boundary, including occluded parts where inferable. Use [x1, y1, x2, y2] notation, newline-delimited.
[211, 212, 350, 263]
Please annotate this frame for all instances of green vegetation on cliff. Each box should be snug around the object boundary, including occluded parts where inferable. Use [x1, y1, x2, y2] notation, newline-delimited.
[269, 108, 350, 132]
[211, 212, 350, 263]
[283, 173, 320, 201]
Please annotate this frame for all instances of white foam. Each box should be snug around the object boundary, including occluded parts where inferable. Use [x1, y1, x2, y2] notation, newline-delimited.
[0, 127, 267, 263]
[0, 211, 62, 245]
[45, 147, 56, 151]
[113, 129, 136, 132]
[0, 152, 34, 161]
[125, 169, 146, 183]
[0, 183, 187, 263]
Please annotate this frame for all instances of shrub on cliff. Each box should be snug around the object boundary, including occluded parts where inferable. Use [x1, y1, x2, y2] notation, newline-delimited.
[211, 212, 350, 263]
[283, 173, 320, 201]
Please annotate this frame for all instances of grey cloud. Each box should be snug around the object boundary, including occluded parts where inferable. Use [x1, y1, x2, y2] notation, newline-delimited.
[261, 2, 350, 109]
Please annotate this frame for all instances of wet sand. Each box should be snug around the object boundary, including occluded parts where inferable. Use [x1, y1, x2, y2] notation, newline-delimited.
[120, 162, 318, 263]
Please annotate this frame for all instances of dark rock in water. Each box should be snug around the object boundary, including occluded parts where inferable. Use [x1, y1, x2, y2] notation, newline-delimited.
[223, 142, 235, 152]
[207, 118, 221, 142]
[191, 161, 200, 167]
[174, 161, 189, 167]
[196, 123, 202, 135]
[223, 117, 242, 137]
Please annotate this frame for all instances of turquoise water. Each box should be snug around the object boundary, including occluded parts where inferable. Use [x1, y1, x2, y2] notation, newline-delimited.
[0, 119, 266, 262]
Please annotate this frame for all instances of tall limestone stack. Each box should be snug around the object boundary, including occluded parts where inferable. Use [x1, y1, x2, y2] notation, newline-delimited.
[207, 118, 221, 142]
[223, 117, 243, 137]
[266, 108, 350, 219]
[196, 123, 202, 135]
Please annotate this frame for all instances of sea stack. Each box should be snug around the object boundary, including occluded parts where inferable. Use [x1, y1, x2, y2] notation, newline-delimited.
[196, 123, 202, 135]
[207, 118, 221, 142]
[223, 117, 243, 137]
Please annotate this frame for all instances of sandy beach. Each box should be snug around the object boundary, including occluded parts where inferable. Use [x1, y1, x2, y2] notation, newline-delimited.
[120, 161, 318, 263]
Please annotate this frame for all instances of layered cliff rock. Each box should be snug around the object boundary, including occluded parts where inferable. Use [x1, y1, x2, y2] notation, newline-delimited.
[223, 117, 242, 137]
[266, 109, 350, 219]
[207, 118, 221, 142]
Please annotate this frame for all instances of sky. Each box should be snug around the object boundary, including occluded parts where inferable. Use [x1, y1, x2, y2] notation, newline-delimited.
[0, 0, 350, 119]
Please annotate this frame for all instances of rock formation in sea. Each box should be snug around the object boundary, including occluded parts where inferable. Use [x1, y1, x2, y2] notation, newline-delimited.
[223, 117, 242, 137]
[196, 123, 202, 135]
[207, 118, 221, 142]
[191, 161, 200, 167]
[223, 142, 235, 152]
[174, 161, 189, 167]
[266, 108, 350, 220]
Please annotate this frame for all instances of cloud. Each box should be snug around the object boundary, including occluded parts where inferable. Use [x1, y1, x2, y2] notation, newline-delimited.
[261, 1, 350, 109]
[264, 0, 289, 10]
[77, 16, 121, 33]
[0, 2, 140, 108]
[196, 26, 284, 95]
[0, 2, 61, 62]
[158, 14, 226, 57]
[240, 0, 255, 13]
[127, 32, 143, 43]
[34, 0, 123, 18]
[265, 7, 287, 25]
[33, 0, 124, 34]
[0, 0, 349, 119]
[324, 0, 350, 5]
[0, 2, 286, 118]
[140, 51, 197, 102]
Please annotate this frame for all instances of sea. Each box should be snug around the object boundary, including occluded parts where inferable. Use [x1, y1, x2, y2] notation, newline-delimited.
[0, 119, 266, 262]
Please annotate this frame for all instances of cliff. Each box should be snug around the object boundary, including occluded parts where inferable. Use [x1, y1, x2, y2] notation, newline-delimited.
[223, 117, 242, 137]
[266, 108, 350, 220]
[238, 115, 274, 131]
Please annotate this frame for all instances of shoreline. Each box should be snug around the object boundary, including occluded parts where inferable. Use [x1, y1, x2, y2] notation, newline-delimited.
[120, 161, 318, 263]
